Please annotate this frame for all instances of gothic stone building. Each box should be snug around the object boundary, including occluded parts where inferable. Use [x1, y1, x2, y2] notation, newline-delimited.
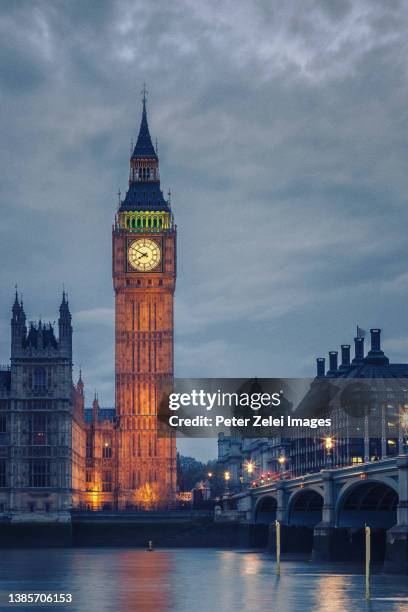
[0, 96, 177, 516]
[0, 292, 85, 517]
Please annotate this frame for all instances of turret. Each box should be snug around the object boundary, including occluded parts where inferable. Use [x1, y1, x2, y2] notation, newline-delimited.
[92, 392, 99, 423]
[11, 289, 26, 355]
[58, 291, 72, 356]
[77, 369, 84, 396]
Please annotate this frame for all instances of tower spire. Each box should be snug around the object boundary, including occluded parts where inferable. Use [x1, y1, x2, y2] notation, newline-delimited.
[58, 290, 72, 355]
[131, 84, 157, 160]
[12, 285, 20, 314]
[141, 82, 148, 105]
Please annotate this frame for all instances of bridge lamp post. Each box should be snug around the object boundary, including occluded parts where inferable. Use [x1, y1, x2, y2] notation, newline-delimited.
[244, 460, 255, 483]
[401, 410, 408, 454]
[278, 455, 286, 479]
[224, 470, 230, 495]
[324, 436, 334, 468]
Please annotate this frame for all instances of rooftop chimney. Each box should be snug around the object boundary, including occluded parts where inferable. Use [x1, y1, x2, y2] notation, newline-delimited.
[340, 344, 351, 368]
[316, 358, 325, 378]
[328, 351, 338, 373]
[365, 328, 389, 365]
[370, 328, 381, 352]
[352, 337, 364, 364]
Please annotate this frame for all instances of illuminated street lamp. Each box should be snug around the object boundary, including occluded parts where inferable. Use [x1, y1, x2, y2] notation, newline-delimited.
[401, 409, 408, 454]
[324, 436, 334, 468]
[244, 460, 255, 476]
[207, 471, 213, 479]
[278, 455, 286, 479]
[224, 470, 231, 495]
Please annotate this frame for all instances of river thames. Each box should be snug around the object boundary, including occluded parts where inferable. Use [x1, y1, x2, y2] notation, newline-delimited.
[0, 549, 407, 612]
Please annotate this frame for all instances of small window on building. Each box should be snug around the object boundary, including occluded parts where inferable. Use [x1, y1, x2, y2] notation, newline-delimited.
[86, 432, 93, 458]
[86, 471, 92, 483]
[31, 413, 47, 446]
[29, 459, 50, 487]
[0, 414, 6, 433]
[0, 460, 6, 487]
[102, 436, 112, 459]
[102, 471, 112, 492]
[33, 367, 47, 391]
[132, 471, 138, 488]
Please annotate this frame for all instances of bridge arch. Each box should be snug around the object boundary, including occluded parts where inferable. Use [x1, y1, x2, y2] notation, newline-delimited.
[287, 487, 324, 526]
[336, 478, 398, 528]
[253, 495, 277, 524]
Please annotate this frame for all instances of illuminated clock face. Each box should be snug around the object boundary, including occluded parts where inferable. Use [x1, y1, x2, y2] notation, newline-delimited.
[128, 238, 161, 272]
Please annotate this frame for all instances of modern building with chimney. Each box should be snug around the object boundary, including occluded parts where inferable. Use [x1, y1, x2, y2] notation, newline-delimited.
[218, 327, 408, 487]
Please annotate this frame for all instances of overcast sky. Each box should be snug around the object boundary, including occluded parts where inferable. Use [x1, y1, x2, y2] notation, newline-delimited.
[1, 1, 408, 460]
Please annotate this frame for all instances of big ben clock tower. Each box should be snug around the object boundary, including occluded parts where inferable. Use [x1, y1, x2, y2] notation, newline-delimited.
[112, 91, 176, 508]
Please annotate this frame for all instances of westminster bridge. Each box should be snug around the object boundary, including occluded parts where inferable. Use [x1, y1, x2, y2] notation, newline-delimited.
[226, 454, 408, 573]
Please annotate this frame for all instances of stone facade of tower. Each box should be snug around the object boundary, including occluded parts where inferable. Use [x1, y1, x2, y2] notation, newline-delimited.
[0, 292, 86, 518]
[112, 96, 177, 509]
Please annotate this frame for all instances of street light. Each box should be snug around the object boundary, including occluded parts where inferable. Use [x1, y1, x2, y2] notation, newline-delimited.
[401, 409, 408, 454]
[224, 470, 230, 495]
[324, 436, 334, 468]
[278, 455, 286, 479]
[244, 460, 255, 475]
[207, 471, 213, 479]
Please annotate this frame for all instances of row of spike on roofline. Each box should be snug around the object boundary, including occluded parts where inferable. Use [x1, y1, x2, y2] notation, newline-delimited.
[316, 327, 388, 377]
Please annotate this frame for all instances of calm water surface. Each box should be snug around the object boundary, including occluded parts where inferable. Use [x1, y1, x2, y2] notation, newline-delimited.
[0, 549, 407, 612]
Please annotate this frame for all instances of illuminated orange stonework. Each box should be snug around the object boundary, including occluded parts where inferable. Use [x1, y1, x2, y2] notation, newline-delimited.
[112, 96, 177, 509]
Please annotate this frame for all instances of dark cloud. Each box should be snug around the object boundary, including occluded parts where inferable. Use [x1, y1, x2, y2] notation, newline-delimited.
[1, 0, 408, 459]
